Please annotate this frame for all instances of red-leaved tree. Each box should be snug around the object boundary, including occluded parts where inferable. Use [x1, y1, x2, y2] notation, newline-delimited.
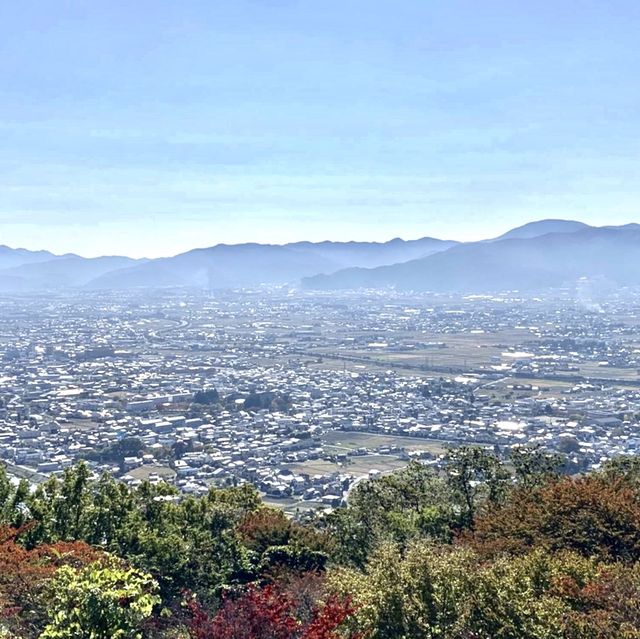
[0, 525, 101, 638]
[185, 580, 360, 639]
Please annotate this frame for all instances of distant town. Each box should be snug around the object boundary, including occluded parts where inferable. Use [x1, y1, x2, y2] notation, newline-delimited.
[2, 287, 640, 515]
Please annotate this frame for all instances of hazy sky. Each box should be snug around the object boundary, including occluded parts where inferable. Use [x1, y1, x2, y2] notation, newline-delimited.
[1, 1, 639, 257]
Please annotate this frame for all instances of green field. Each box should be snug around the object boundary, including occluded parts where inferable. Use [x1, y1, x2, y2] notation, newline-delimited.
[286, 454, 408, 478]
[127, 464, 177, 481]
[321, 430, 448, 454]
[261, 494, 325, 514]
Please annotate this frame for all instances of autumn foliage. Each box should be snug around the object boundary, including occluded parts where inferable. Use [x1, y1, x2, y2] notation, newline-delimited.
[0, 525, 101, 637]
[5, 453, 640, 637]
[467, 475, 640, 561]
[185, 583, 360, 639]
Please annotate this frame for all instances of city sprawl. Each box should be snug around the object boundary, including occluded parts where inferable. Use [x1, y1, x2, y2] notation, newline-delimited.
[3, 288, 640, 514]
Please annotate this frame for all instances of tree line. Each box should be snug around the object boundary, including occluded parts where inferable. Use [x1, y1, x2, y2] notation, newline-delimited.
[2, 446, 640, 637]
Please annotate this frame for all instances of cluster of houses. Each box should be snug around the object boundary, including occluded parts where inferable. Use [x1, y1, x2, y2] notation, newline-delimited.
[1, 288, 640, 509]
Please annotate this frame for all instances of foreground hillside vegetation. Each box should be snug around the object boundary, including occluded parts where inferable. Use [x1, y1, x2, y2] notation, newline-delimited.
[2, 447, 640, 638]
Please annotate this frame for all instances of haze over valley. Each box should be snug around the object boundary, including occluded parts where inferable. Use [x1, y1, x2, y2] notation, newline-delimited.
[1, 219, 638, 293]
[4, 1, 640, 636]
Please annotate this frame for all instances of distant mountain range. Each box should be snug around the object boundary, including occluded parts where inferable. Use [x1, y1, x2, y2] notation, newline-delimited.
[88, 237, 456, 290]
[0, 255, 145, 291]
[0, 219, 638, 293]
[0, 245, 59, 270]
[303, 220, 640, 292]
[0, 237, 455, 291]
[491, 219, 592, 241]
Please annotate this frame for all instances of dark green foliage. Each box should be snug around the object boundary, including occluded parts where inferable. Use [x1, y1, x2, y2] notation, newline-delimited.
[510, 445, 564, 489]
[443, 446, 511, 527]
[601, 455, 640, 493]
[322, 462, 457, 567]
[243, 391, 292, 412]
[4, 464, 333, 611]
[81, 436, 145, 466]
[4, 451, 640, 637]
[193, 388, 220, 405]
[259, 545, 327, 574]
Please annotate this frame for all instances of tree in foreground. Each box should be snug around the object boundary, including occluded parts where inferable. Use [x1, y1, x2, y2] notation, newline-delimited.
[185, 578, 359, 639]
[328, 541, 640, 639]
[40, 559, 160, 639]
[468, 475, 640, 561]
[0, 525, 100, 638]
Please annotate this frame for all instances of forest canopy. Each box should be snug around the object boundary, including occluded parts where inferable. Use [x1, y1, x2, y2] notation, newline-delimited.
[2, 447, 640, 638]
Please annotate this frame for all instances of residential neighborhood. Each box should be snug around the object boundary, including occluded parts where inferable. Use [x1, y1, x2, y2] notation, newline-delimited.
[2, 287, 640, 513]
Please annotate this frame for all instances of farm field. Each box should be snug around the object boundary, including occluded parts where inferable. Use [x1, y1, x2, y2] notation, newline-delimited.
[303, 328, 538, 373]
[286, 454, 408, 478]
[579, 362, 640, 381]
[261, 495, 325, 514]
[321, 430, 449, 455]
[127, 464, 177, 481]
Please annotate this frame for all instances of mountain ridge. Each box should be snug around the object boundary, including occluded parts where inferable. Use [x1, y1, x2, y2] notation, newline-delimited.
[303, 224, 640, 293]
[492, 219, 592, 241]
[0, 219, 637, 292]
[0, 255, 146, 290]
[86, 236, 457, 290]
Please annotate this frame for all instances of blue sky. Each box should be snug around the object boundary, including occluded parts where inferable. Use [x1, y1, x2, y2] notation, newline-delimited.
[1, 0, 639, 257]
